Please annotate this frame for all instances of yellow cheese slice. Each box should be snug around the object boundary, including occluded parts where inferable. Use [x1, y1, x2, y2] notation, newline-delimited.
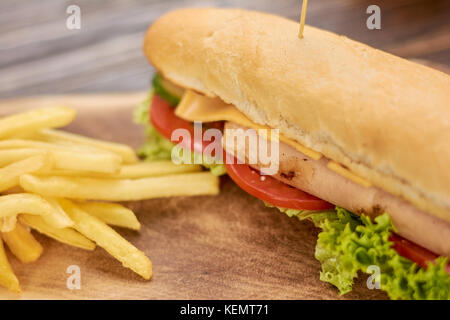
[327, 161, 372, 188]
[175, 90, 322, 160]
[176, 90, 372, 188]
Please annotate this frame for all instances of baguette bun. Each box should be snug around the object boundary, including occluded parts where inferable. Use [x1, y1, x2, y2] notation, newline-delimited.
[144, 8, 450, 222]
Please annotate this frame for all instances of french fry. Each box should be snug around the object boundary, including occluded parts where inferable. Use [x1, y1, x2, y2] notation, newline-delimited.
[36, 161, 203, 179]
[42, 197, 74, 229]
[0, 139, 97, 152]
[0, 155, 50, 192]
[19, 215, 95, 251]
[20, 172, 220, 201]
[1, 186, 25, 195]
[37, 129, 138, 164]
[47, 149, 122, 174]
[0, 149, 46, 167]
[0, 140, 122, 174]
[58, 199, 152, 279]
[0, 194, 72, 229]
[77, 202, 140, 230]
[0, 106, 76, 140]
[115, 161, 202, 178]
[0, 193, 70, 230]
[2, 223, 43, 263]
[1, 215, 17, 232]
[0, 238, 21, 293]
[34, 168, 113, 179]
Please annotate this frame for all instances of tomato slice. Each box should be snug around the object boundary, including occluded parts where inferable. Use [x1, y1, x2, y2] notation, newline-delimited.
[150, 94, 332, 211]
[225, 158, 334, 211]
[390, 234, 450, 274]
[150, 94, 199, 153]
[150, 94, 222, 154]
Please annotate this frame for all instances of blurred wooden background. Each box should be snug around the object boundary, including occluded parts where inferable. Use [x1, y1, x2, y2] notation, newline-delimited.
[0, 0, 449, 99]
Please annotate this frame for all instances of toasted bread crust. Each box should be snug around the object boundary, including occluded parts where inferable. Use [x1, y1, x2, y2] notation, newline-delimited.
[144, 8, 450, 221]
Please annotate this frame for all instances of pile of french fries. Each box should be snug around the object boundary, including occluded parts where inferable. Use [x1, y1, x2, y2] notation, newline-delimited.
[0, 106, 220, 293]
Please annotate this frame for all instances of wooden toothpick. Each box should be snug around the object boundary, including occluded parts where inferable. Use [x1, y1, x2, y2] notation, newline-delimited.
[298, 0, 309, 39]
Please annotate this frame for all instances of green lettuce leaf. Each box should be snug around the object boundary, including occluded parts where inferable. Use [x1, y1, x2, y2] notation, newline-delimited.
[171, 145, 227, 176]
[203, 161, 228, 176]
[269, 203, 450, 299]
[133, 91, 174, 161]
[133, 91, 227, 176]
[263, 202, 334, 219]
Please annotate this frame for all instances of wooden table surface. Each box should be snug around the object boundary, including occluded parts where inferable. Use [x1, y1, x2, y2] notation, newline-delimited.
[0, 0, 449, 300]
[1, 0, 449, 99]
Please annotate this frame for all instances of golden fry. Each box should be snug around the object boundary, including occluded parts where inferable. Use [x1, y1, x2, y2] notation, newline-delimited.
[115, 161, 202, 178]
[20, 172, 220, 201]
[0, 149, 46, 167]
[0, 186, 25, 195]
[0, 193, 69, 230]
[20, 215, 95, 251]
[2, 223, 43, 263]
[0, 238, 21, 293]
[0, 139, 95, 152]
[58, 199, 152, 279]
[35, 161, 202, 179]
[0, 106, 76, 140]
[38, 129, 138, 164]
[42, 197, 74, 229]
[0, 155, 50, 192]
[77, 202, 140, 230]
[47, 149, 122, 174]
[1, 215, 17, 232]
[0, 140, 122, 174]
